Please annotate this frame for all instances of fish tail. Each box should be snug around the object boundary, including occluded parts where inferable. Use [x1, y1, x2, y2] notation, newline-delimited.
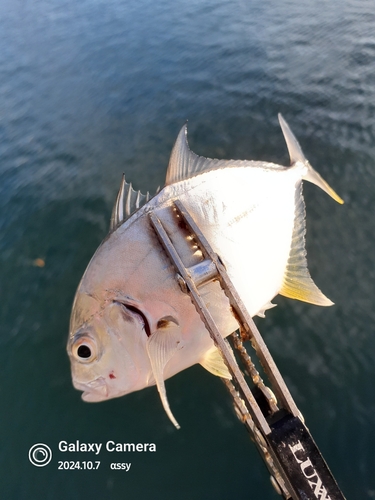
[278, 113, 344, 204]
[280, 182, 334, 306]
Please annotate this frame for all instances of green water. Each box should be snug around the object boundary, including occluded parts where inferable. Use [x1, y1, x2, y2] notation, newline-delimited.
[1, 0, 375, 498]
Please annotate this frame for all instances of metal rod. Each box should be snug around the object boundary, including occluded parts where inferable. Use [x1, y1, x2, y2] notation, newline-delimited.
[148, 201, 346, 500]
[173, 199, 300, 418]
[149, 210, 272, 436]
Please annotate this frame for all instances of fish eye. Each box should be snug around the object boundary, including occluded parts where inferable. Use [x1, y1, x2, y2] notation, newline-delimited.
[72, 336, 97, 363]
[77, 344, 91, 358]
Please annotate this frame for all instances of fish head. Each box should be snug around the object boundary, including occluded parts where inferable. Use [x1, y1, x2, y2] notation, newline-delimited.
[67, 219, 211, 427]
[68, 289, 154, 402]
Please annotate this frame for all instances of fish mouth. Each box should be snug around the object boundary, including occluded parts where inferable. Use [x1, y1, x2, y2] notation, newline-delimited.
[74, 377, 109, 402]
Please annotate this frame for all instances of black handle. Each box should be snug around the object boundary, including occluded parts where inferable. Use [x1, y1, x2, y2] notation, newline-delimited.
[267, 413, 346, 500]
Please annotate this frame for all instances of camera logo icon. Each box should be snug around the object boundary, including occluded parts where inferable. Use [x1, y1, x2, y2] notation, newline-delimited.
[28, 443, 52, 467]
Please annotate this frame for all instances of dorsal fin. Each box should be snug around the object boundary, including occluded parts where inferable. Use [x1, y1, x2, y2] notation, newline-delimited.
[165, 125, 245, 185]
[278, 114, 344, 204]
[165, 125, 200, 185]
[280, 182, 334, 306]
[109, 174, 151, 233]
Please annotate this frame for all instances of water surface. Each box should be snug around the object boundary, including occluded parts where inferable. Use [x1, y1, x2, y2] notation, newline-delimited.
[1, 0, 375, 498]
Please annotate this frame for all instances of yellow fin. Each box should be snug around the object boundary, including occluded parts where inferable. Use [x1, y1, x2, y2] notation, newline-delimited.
[280, 182, 334, 307]
[278, 113, 344, 204]
[200, 345, 232, 379]
[280, 275, 334, 306]
[303, 164, 344, 205]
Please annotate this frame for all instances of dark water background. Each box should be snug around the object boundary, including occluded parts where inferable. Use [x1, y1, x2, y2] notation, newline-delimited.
[1, 0, 374, 498]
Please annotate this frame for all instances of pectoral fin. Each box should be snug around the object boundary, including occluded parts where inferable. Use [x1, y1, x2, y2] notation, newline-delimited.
[200, 345, 232, 379]
[146, 326, 183, 429]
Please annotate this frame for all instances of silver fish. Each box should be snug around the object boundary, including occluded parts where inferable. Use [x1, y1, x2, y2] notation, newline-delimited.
[67, 115, 343, 428]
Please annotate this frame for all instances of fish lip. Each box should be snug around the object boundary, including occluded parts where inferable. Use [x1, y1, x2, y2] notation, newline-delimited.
[74, 377, 109, 401]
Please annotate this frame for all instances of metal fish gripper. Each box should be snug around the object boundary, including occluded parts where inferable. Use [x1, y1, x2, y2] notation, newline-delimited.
[149, 200, 346, 500]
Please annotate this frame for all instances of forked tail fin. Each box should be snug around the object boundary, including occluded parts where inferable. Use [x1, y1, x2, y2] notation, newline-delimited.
[278, 114, 344, 204]
[278, 114, 344, 306]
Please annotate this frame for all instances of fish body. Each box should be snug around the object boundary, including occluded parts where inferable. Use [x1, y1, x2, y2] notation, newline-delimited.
[68, 115, 343, 427]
